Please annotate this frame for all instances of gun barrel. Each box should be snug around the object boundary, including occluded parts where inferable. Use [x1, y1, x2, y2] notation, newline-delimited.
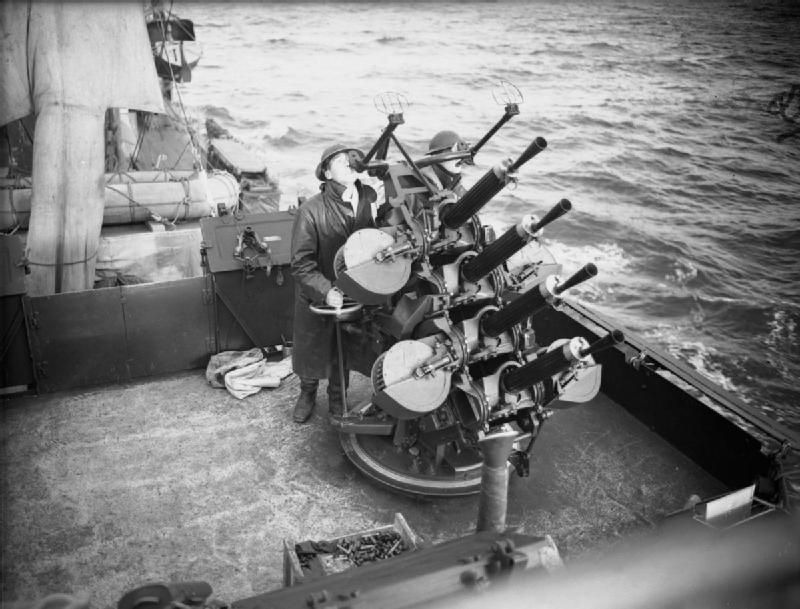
[530, 198, 572, 233]
[501, 331, 625, 393]
[578, 330, 625, 359]
[461, 199, 572, 283]
[440, 170, 503, 230]
[461, 223, 529, 284]
[481, 275, 558, 337]
[508, 136, 548, 173]
[554, 263, 597, 295]
[501, 339, 580, 393]
[440, 137, 548, 230]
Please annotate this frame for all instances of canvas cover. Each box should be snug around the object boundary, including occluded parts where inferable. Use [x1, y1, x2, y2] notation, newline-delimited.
[0, 1, 164, 125]
[1, 1, 165, 294]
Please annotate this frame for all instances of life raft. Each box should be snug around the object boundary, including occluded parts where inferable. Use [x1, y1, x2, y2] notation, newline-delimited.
[0, 169, 239, 231]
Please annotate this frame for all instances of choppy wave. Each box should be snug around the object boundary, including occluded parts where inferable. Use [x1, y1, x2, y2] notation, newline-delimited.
[200, 104, 233, 121]
[260, 125, 309, 148]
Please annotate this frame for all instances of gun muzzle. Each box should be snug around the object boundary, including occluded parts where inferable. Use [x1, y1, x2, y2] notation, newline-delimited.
[554, 262, 598, 295]
[530, 197, 572, 232]
[501, 331, 625, 393]
[461, 199, 572, 283]
[578, 329, 625, 358]
[440, 137, 548, 230]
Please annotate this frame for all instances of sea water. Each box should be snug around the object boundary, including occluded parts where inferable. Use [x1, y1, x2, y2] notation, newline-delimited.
[174, 0, 799, 432]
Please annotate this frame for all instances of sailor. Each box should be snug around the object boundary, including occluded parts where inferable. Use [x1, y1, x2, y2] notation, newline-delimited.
[377, 130, 515, 225]
[421, 129, 473, 197]
[376, 130, 472, 226]
[290, 143, 377, 423]
[422, 129, 517, 201]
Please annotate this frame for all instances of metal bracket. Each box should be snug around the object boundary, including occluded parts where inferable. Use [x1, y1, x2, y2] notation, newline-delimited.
[507, 450, 530, 477]
[627, 349, 659, 372]
[485, 538, 529, 576]
[233, 225, 280, 279]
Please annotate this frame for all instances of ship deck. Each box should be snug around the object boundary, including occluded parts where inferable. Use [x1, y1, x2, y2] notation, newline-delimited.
[0, 368, 727, 608]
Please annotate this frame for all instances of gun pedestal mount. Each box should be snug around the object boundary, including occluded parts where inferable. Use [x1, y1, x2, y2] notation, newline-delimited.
[476, 428, 519, 533]
[330, 89, 616, 497]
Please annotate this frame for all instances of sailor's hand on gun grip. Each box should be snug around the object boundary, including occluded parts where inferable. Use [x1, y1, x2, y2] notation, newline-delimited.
[493, 157, 518, 187]
[326, 287, 344, 309]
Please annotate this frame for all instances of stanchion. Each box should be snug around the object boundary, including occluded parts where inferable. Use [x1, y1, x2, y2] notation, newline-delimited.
[476, 428, 519, 533]
[309, 299, 363, 417]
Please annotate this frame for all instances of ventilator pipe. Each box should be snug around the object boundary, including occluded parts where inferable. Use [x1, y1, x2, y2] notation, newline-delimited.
[481, 263, 596, 338]
[461, 199, 572, 283]
[475, 429, 519, 533]
[440, 137, 548, 230]
[501, 331, 625, 394]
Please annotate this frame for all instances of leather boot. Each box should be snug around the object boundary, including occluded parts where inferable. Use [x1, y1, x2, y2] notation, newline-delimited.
[293, 378, 318, 423]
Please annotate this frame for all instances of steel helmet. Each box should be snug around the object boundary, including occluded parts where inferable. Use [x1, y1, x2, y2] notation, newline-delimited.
[427, 130, 465, 155]
[315, 143, 365, 181]
[427, 130, 473, 165]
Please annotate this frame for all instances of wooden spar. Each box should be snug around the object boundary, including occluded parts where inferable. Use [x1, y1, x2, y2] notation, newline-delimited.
[1, 2, 164, 295]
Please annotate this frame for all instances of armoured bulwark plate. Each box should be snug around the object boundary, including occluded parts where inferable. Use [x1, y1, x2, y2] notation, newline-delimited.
[3, 211, 297, 394]
[25, 278, 212, 393]
[200, 210, 295, 348]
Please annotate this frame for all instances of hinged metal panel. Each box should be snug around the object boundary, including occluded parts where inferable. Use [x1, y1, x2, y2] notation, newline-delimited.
[24, 277, 213, 393]
[27, 287, 128, 392]
[122, 277, 210, 378]
[213, 270, 294, 348]
[201, 211, 295, 272]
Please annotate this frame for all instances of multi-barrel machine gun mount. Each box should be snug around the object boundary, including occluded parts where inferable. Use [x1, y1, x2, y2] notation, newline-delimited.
[328, 88, 624, 496]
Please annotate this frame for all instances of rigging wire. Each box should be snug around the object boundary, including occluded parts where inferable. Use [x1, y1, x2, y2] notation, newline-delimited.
[159, 0, 206, 173]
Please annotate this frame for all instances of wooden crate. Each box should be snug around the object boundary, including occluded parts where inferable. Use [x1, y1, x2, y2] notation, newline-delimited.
[282, 512, 420, 587]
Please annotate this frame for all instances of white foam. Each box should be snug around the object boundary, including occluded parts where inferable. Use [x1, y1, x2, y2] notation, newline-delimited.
[644, 326, 740, 394]
[665, 258, 698, 286]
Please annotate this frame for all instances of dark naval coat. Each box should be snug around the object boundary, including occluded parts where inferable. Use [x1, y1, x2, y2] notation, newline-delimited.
[290, 179, 377, 380]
